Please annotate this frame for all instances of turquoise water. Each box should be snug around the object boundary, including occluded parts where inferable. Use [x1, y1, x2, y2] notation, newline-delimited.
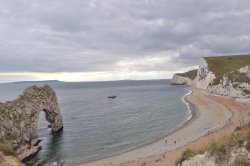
[0, 80, 189, 166]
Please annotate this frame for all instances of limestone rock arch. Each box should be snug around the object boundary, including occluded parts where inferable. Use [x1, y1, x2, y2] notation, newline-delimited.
[0, 85, 63, 160]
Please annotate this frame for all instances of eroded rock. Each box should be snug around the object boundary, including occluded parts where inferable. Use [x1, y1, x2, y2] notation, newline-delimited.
[0, 85, 63, 161]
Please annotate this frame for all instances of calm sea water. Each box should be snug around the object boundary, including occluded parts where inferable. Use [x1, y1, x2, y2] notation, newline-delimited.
[0, 80, 189, 166]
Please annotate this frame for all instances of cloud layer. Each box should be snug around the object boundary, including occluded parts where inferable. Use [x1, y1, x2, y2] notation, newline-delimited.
[1, 0, 250, 81]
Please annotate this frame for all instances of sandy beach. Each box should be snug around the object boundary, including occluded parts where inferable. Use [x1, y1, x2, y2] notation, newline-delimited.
[80, 87, 250, 166]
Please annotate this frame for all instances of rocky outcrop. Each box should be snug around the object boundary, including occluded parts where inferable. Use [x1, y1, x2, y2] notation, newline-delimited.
[0, 85, 63, 161]
[170, 74, 194, 85]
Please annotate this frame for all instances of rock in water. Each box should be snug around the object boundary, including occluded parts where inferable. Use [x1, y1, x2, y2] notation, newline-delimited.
[0, 85, 63, 161]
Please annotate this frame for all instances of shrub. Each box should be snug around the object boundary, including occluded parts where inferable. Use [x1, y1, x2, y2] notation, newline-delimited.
[0, 143, 16, 156]
[175, 149, 198, 166]
[237, 139, 244, 146]
[246, 141, 250, 151]
[234, 155, 249, 166]
[243, 89, 250, 95]
[209, 142, 228, 162]
[246, 131, 250, 141]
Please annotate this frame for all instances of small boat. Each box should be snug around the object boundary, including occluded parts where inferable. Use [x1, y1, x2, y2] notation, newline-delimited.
[108, 95, 117, 99]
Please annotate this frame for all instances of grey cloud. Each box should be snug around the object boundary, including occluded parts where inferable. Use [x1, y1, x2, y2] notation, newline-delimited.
[1, 0, 250, 74]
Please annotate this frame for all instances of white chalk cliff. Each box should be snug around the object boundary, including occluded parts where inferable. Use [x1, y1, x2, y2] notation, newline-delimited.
[171, 56, 250, 99]
[195, 58, 250, 98]
[170, 74, 194, 85]
[195, 58, 216, 89]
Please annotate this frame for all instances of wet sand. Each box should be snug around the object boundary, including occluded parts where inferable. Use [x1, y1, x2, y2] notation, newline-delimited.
[79, 87, 250, 166]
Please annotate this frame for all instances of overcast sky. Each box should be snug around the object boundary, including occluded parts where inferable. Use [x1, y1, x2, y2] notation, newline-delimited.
[1, 0, 250, 83]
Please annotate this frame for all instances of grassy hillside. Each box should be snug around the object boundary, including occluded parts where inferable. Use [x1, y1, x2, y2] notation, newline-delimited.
[205, 55, 250, 77]
[177, 69, 198, 80]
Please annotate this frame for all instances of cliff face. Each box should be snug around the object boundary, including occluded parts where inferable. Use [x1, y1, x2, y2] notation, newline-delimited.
[195, 58, 216, 89]
[0, 85, 63, 161]
[195, 57, 250, 98]
[170, 74, 193, 85]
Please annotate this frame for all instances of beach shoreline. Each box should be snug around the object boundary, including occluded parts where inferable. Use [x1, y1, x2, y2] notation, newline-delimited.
[79, 87, 249, 166]
[76, 87, 195, 165]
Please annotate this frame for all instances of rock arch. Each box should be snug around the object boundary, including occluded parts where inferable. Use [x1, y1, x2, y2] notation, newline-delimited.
[0, 85, 63, 160]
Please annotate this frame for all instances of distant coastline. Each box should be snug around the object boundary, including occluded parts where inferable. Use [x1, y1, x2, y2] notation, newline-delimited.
[7, 80, 61, 84]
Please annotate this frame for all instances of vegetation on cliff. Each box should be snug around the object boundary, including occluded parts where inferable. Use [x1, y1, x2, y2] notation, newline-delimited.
[177, 69, 198, 80]
[205, 55, 250, 77]
[176, 121, 250, 166]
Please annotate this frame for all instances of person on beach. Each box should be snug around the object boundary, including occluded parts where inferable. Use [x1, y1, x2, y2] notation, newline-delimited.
[165, 139, 167, 144]
[174, 140, 176, 144]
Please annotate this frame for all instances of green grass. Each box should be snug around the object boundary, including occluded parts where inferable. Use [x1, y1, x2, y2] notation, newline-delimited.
[177, 69, 198, 80]
[205, 55, 250, 77]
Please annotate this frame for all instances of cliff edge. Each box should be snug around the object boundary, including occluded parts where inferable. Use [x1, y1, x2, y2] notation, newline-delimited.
[170, 69, 197, 85]
[0, 85, 63, 161]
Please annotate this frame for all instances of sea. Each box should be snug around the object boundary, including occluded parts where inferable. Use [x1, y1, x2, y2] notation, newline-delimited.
[0, 80, 190, 166]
